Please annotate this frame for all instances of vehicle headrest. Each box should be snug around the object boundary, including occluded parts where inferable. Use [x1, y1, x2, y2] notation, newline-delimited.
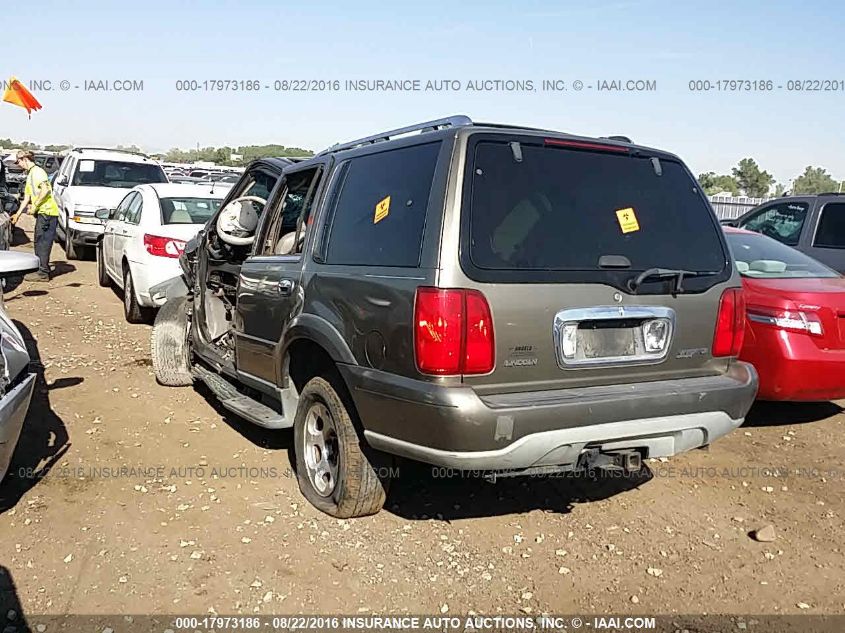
[275, 232, 297, 255]
[169, 209, 192, 224]
[749, 259, 787, 273]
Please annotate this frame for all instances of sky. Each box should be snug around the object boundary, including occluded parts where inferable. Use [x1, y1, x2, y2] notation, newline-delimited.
[2, 0, 844, 186]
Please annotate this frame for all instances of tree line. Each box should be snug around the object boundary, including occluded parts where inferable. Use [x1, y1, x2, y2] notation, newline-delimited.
[0, 138, 313, 166]
[698, 159, 842, 198]
[160, 144, 313, 165]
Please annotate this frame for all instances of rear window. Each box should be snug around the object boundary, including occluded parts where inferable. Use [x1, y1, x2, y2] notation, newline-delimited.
[160, 197, 222, 224]
[813, 202, 845, 249]
[466, 141, 726, 278]
[323, 142, 440, 267]
[727, 231, 839, 278]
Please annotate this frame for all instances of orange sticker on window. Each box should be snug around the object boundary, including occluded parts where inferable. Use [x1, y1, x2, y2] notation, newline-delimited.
[374, 195, 391, 224]
[616, 207, 640, 233]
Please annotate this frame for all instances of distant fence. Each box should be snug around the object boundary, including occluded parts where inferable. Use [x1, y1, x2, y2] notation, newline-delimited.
[708, 195, 770, 220]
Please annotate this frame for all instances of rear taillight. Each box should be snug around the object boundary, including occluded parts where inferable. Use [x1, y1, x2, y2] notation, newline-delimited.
[747, 307, 824, 337]
[712, 288, 746, 357]
[144, 234, 186, 258]
[414, 287, 494, 375]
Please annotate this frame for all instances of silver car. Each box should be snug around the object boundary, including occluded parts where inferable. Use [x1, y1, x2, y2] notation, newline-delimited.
[0, 251, 39, 481]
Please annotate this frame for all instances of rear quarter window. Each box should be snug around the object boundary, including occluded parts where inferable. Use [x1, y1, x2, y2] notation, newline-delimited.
[323, 142, 441, 267]
[813, 202, 845, 248]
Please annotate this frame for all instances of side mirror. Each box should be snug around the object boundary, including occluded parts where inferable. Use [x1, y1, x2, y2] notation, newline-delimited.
[720, 218, 738, 227]
[56, 175, 68, 187]
[94, 208, 111, 220]
[0, 251, 39, 278]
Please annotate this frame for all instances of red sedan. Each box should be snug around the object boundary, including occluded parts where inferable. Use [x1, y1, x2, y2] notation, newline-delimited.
[724, 227, 845, 401]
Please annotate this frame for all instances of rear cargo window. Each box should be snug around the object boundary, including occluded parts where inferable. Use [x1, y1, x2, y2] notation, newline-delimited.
[324, 142, 440, 267]
[465, 140, 727, 280]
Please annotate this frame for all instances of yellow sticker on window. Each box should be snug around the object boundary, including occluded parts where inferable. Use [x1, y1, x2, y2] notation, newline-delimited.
[374, 195, 391, 224]
[616, 207, 640, 233]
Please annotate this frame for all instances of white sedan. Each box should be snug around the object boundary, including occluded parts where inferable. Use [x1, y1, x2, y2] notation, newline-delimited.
[96, 183, 226, 322]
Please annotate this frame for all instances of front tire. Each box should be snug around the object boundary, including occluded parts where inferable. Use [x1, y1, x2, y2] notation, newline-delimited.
[294, 377, 389, 518]
[151, 296, 193, 386]
[96, 243, 110, 287]
[123, 267, 151, 324]
[64, 224, 78, 260]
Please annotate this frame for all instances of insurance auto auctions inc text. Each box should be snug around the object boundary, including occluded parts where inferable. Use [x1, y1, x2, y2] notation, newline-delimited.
[326, 615, 656, 630]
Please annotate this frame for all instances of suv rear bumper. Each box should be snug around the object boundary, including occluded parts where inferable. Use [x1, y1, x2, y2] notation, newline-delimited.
[340, 362, 758, 470]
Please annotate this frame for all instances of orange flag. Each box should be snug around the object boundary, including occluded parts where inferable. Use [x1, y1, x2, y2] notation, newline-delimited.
[3, 77, 43, 117]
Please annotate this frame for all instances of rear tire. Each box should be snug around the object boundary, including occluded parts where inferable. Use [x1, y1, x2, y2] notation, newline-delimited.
[151, 296, 193, 386]
[96, 243, 110, 287]
[123, 267, 151, 324]
[294, 376, 389, 518]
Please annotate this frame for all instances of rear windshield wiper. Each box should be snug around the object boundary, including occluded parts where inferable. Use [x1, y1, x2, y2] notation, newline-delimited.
[628, 267, 716, 295]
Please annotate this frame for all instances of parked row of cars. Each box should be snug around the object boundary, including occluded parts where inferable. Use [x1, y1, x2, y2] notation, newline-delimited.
[33, 118, 843, 517]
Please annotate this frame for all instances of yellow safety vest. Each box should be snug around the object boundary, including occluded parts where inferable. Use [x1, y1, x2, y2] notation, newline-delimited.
[25, 165, 60, 216]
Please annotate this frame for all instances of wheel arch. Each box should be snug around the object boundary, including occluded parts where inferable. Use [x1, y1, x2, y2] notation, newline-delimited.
[282, 315, 356, 395]
[282, 314, 356, 367]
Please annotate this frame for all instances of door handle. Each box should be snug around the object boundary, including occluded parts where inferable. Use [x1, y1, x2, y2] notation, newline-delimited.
[277, 279, 295, 296]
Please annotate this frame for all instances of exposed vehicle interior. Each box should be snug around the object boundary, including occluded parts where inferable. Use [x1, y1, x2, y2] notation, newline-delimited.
[199, 166, 322, 362]
[262, 167, 322, 257]
[197, 167, 286, 358]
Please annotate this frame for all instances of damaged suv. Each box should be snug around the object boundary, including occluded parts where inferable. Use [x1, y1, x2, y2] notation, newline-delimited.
[151, 116, 758, 518]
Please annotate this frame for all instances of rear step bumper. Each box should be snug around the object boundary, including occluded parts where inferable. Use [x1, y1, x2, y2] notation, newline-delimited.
[341, 362, 758, 471]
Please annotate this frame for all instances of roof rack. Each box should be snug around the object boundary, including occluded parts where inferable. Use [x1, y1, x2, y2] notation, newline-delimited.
[320, 115, 472, 154]
[71, 146, 152, 159]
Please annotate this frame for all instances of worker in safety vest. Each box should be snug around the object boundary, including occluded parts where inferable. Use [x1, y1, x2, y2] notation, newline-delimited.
[11, 150, 60, 281]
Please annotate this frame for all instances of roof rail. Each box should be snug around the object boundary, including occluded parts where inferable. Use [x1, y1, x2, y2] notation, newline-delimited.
[320, 115, 473, 154]
[71, 146, 152, 159]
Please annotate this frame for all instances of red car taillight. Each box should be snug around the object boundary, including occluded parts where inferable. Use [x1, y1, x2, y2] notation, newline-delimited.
[712, 288, 746, 357]
[414, 287, 495, 375]
[746, 307, 824, 337]
[144, 234, 186, 258]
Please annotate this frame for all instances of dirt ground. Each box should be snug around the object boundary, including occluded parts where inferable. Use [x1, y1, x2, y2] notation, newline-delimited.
[1, 239, 844, 622]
